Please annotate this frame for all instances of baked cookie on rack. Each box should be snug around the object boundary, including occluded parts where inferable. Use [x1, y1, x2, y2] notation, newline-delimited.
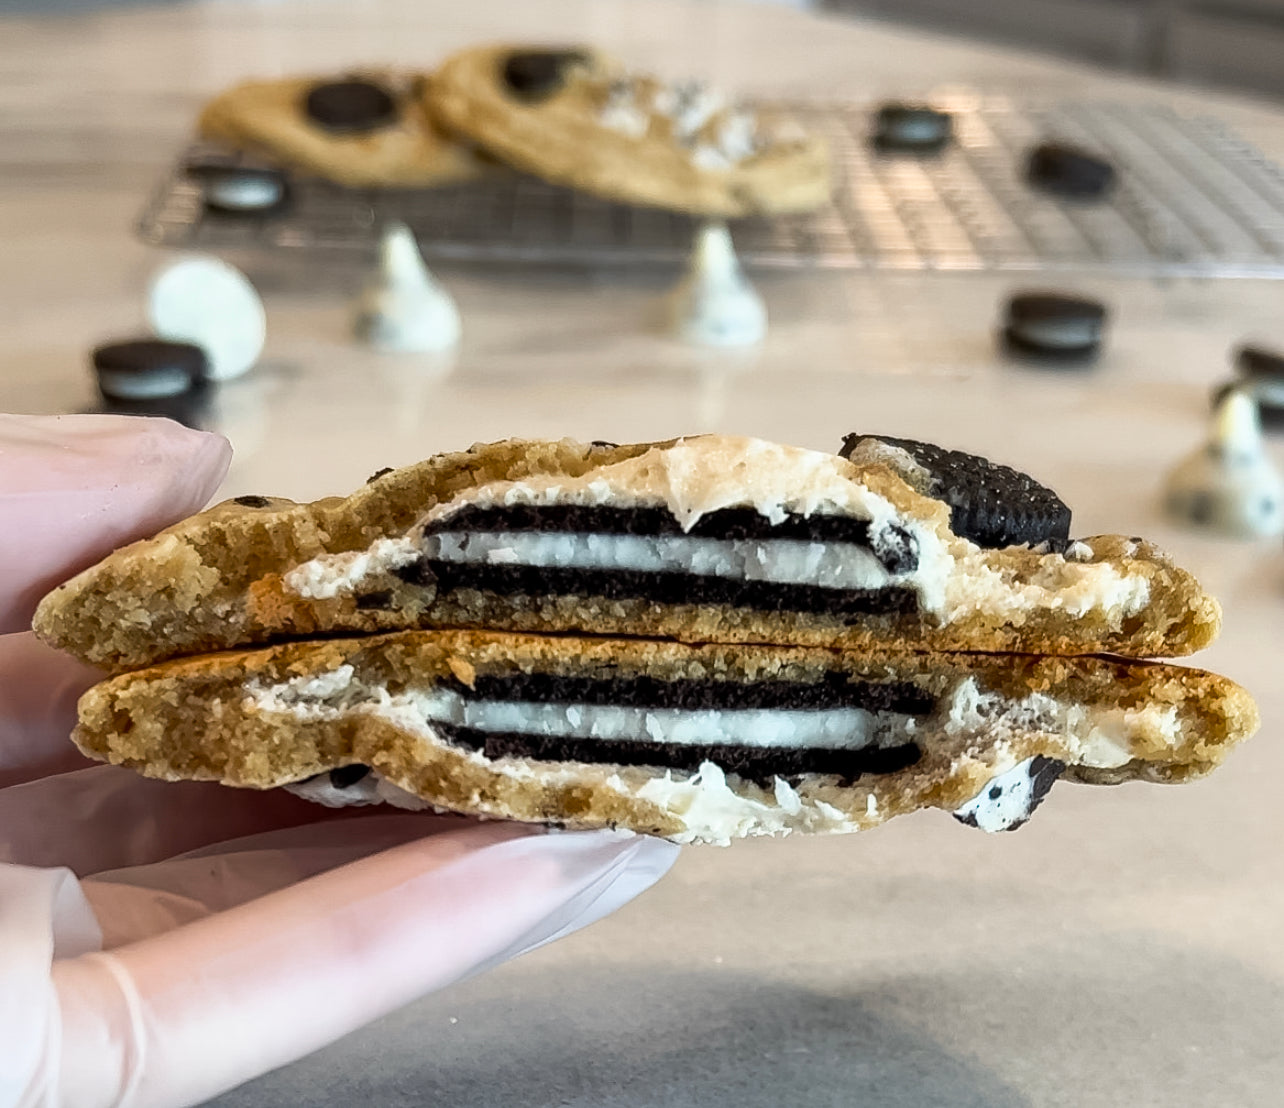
[424, 45, 831, 216]
[198, 72, 489, 188]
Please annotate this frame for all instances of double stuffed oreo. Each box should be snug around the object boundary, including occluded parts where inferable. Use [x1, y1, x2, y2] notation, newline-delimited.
[36, 434, 1254, 843]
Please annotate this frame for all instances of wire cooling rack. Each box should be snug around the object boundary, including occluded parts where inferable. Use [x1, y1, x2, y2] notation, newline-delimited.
[136, 95, 1284, 276]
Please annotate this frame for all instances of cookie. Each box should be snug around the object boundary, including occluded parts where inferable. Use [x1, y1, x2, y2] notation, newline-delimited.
[424, 44, 831, 217]
[198, 71, 489, 188]
[1026, 142, 1116, 199]
[839, 434, 1071, 549]
[1001, 292, 1107, 358]
[91, 339, 207, 401]
[71, 630, 1258, 845]
[34, 435, 1220, 670]
[871, 103, 952, 153]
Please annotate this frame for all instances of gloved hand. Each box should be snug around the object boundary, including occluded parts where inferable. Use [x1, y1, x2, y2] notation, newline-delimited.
[0, 414, 678, 1108]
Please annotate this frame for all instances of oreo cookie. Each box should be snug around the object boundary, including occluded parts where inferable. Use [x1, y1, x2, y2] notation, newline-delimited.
[1026, 142, 1115, 199]
[871, 103, 952, 153]
[1002, 292, 1107, 359]
[839, 434, 1072, 550]
[501, 49, 587, 102]
[186, 164, 289, 215]
[954, 755, 1065, 832]
[304, 79, 398, 133]
[1210, 345, 1284, 430]
[92, 339, 208, 401]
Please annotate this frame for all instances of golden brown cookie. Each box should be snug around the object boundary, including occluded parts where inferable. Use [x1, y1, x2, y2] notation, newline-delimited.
[72, 630, 1259, 845]
[424, 45, 831, 216]
[198, 71, 490, 188]
[33, 435, 1220, 670]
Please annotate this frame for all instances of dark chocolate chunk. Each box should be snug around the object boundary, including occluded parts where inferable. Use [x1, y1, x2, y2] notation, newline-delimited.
[427, 560, 919, 618]
[501, 49, 588, 102]
[839, 434, 1071, 550]
[437, 723, 921, 787]
[450, 670, 935, 715]
[304, 79, 398, 133]
[329, 764, 372, 788]
[366, 467, 395, 484]
[1002, 291, 1107, 358]
[1026, 142, 1115, 199]
[92, 339, 207, 402]
[872, 103, 952, 153]
[233, 495, 272, 508]
[425, 505, 918, 574]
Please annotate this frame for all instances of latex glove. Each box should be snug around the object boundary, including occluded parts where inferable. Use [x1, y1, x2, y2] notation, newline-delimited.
[0, 415, 679, 1108]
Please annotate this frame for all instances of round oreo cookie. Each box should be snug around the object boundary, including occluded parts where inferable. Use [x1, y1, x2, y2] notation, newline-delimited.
[186, 164, 289, 214]
[839, 433, 1072, 550]
[1211, 344, 1284, 430]
[1002, 291, 1107, 360]
[500, 49, 588, 102]
[1026, 142, 1115, 199]
[871, 103, 952, 153]
[304, 79, 398, 133]
[92, 339, 207, 401]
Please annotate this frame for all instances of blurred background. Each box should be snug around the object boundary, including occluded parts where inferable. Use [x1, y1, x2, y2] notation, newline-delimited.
[3, 1, 1282, 1106]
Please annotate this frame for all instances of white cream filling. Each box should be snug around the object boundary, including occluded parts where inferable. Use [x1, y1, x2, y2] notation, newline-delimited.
[953, 757, 1048, 832]
[415, 686, 907, 750]
[281, 436, 1152, 625]
[423, 531, 894, 590]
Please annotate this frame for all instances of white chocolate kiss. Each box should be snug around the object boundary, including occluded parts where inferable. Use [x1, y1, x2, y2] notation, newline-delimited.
[282, 436, 1152, 628]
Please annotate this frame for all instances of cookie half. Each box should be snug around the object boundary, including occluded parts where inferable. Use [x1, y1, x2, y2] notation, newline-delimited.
[424, 44, 831, 217]
[198, 71, 489, 188]
[33, 435, 1221, 670]
[71, 630, 1258, 845]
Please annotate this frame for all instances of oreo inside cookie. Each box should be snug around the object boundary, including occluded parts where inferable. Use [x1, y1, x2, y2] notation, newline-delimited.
[304, 79, 398, 133]
[872, 103, 952, 152]
[1026, 142, 1115, 199]
[1002, 292, 1107, 358]
[839, 434, 1072, 550]
[92, 339, 208, 401]
[501, 49, 588, 101]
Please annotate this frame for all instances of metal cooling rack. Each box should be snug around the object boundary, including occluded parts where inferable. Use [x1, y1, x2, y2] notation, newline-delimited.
[136, 95, 1284, 276]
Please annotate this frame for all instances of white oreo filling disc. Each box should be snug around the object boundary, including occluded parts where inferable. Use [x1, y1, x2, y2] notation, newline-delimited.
[147, 255, 266, 382]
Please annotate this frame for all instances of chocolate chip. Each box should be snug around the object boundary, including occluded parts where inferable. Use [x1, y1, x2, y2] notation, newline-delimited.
[840, 434, 1072, 550]
[1026, 142, 1115, 199]
[989, 785, 1003, 800]
[304, 79, 398, 133]
[501, 49, 588, 102]
[355, 590, 394, 610]
[329, 764, 372, 788]
[233, 495, 272, 508]
[366, 467, 395, 484]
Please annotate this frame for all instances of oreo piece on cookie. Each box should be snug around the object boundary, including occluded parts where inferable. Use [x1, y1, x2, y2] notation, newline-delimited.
[871, 103, 952, 153]
[1001, 292, 1107, 359]
[303, 78, 399, 133]
[92, 339, 208, 401]
[34, 435, 1221, 671]
[186, 163, 289, 214]
[500, 49, 589, 102]
[1026, 142, 1116, 199]
[69, 629, 1258, 845]
[839, 433, 1072, 551]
